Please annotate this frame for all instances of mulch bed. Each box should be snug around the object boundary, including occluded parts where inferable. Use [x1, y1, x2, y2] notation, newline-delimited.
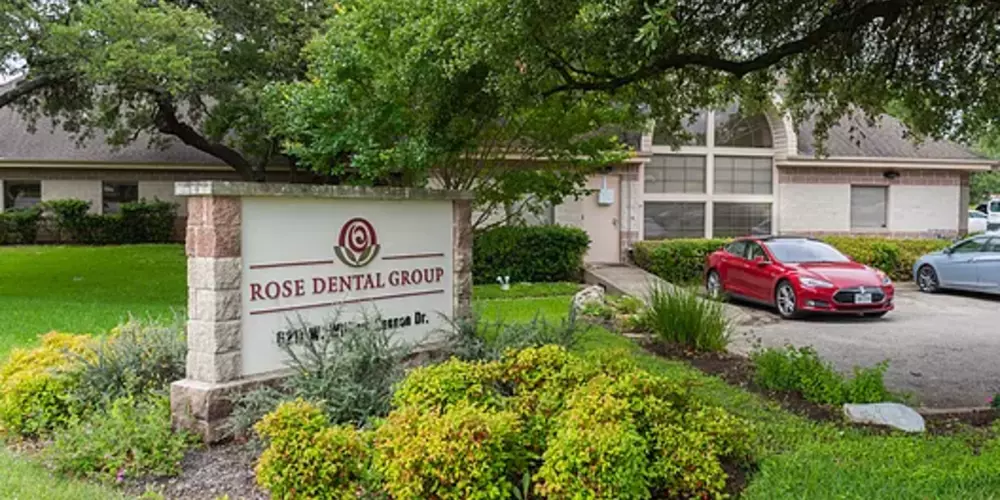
[125, 441, 267, 500]
[638, 337, 1000, 435]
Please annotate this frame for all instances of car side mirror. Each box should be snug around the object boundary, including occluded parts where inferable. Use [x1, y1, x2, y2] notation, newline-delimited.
[753, 256, 768, 266]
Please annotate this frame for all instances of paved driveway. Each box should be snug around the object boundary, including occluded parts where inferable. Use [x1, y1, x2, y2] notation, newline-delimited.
[729, 284, 1000, 409]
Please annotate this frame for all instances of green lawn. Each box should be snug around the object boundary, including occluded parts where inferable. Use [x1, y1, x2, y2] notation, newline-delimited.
[1, 246, 998, 498]
[0, 245, 186, 358]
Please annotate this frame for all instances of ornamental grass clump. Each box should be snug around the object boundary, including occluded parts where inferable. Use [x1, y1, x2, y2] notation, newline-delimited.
[640, 284, 731, 352]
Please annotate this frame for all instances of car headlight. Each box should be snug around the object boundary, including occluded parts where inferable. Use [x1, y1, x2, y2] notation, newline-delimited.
[880, 273, 892, 286]
[800, 277, 834, 288]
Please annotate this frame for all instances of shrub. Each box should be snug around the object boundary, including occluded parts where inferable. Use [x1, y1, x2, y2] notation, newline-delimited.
[633, 239, 728, 284]
[473, 225, 590, 284]
[640, 284, 730, 352]
[254, 400, 372, 499]
[70, 318, 186, 414]
[0, 333, 94, 437]
[230, 318, 410, 437]
[391, 358, 503, 411]
[442, 311, 585, 362]
[374, 401, 525, 500]
[534, 388, 649, 499]
[43, 198, 178, 244]
[822, 236, 951, 280]
[119, 200, 177, 243]
[0, 207, 43, 244]
[609, 294, 645, 315]
[47, 395, 193, 481]
[752, 346, 894, 405]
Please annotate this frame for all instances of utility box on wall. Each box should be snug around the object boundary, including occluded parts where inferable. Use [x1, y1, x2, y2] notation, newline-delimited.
[597, 188, 615, 206]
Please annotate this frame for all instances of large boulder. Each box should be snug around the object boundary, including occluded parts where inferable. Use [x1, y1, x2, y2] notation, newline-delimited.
[571, 285, 605, 315]
[843, 403, 925, 433]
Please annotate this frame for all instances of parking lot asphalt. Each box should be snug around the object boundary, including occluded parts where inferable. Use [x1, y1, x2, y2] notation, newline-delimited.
[728, 284, 1000, 409]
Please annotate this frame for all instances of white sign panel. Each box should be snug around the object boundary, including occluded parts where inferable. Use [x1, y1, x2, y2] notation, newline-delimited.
[240, 197, 454, 376]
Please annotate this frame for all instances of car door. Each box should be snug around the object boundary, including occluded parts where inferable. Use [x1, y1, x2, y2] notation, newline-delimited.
[717, 240, 748, 295]
[975, 238, 1000, 292]
[937, 237, 989, 290]
[741, 242, 775, 302]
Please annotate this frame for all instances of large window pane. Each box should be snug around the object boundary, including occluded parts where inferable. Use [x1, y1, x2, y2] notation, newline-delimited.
[102, 182, 139, 214]
[850, 186, 887, 229]
[644, 155, 706, 194]
[644, 202, 705, 239]
[652, 113, 708, 146]
[3, 181, 41, 210]
[714, 156, 772, 194]
[713, 203, 772, 237]
[714, 105, 773, 148]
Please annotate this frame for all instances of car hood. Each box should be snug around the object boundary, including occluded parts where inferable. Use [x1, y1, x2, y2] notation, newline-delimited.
[787, 262, 884, 287]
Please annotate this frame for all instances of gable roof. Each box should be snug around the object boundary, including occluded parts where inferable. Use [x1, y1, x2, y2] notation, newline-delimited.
[795, 113, 982, 160]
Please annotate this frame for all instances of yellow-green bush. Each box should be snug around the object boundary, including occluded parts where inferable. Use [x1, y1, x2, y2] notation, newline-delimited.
[391, 358, 503, 411]
[0, 333, 94, 437]
[821, 236, 950, 280]
[374, 401, 525, 500]
[255, 399, 371, 499]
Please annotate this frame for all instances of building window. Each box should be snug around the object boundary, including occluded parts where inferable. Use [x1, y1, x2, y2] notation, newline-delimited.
[714, 105, 773, 148]
[3, 181, 42, 210]
[644, 155, 706, 194]
[653, 113, 708, 146]
[102, 182, 139, 214]
[714, 156, 772, 194]
[713, 202, 771, 237]
[850, 186, 887, 229]
[644, 202, 705, 239]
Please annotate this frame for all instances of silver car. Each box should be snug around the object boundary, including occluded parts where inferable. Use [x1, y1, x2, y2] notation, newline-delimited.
[913, 236, 1000, 294]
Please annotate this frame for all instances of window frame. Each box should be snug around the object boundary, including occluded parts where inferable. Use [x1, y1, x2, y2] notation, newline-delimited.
[642, 201, 707, 239]
[2, 180, 42, 211]
[101, 181, 140, 214]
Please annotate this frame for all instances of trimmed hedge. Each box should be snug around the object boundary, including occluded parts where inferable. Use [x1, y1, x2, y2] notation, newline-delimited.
[43, 198, 178, 245]
[635, 236, 953, 284]
[0, 207, 43, 244]
[473, 225, 590, 284]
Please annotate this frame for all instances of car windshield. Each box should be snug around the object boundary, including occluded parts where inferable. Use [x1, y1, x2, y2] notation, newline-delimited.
[763, 239, 851, 263]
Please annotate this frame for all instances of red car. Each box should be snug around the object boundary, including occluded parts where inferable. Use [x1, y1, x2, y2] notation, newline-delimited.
[704, 236, 895, 319]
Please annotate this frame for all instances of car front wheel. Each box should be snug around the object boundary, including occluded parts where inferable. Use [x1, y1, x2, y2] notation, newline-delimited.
[775, 281, 801, 319]
[706, 270, 725, 300]
[917, 265, 940, 293]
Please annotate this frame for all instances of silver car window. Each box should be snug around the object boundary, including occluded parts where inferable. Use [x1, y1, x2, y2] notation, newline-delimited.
[984, 238, 1000, 253]
[952, 237, 989, 254]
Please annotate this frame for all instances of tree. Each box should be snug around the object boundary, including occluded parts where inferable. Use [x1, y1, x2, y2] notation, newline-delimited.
[3, 0, 332, 180]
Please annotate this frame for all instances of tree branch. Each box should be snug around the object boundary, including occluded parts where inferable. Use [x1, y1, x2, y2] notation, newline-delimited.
[544, 0, 909, 96]
[0, 74, 60, 109]
[151, 94, 257, 180]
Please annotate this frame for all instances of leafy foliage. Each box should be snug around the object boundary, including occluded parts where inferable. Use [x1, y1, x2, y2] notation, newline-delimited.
[640, 284, 731, 353]
[254, 399, 373, 499]
[374, 402, 526, 500]
[0, 333, 94, 437]
[70, 318, 186, 415]
[47, 395, 193, 481]
[0, 207, 43, 245]
[752, 346, 895, 405]
[473, 225, 591, 284]
[633, 239, 729, 285]
[42, 199, 178, 244]
[229, 318, 411, 437]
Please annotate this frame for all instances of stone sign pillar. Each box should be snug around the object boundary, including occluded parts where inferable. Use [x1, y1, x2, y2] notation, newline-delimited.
[170, 181, 473, 442]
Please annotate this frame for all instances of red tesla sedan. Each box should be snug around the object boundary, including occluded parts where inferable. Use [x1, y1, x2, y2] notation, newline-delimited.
[704, 236, 895, 319]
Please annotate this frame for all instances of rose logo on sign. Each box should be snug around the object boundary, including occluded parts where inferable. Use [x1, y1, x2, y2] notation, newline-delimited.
[334, 217, 381, 267]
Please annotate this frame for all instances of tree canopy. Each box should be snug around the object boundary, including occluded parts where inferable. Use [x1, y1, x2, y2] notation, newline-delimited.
[3, 0, 1000, 188]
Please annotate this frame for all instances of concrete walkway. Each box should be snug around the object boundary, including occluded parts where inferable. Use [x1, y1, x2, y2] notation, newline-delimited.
[583, 263, 757, 326]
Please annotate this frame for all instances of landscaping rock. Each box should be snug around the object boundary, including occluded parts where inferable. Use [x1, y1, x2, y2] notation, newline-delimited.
[843, 403, 926, 433]
[571, 285, 605, 314]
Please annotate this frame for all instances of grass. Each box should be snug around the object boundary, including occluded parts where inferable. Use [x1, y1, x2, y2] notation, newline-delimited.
[473, 282, 582, 300]
[0, 449, 125, 499]
[0, 245, 186, 358]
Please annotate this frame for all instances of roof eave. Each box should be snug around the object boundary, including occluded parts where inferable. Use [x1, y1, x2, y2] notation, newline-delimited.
[780, 155, 996, 172]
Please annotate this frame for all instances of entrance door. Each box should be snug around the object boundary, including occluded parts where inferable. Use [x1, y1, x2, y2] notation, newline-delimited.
[580, 175, 621, 263]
